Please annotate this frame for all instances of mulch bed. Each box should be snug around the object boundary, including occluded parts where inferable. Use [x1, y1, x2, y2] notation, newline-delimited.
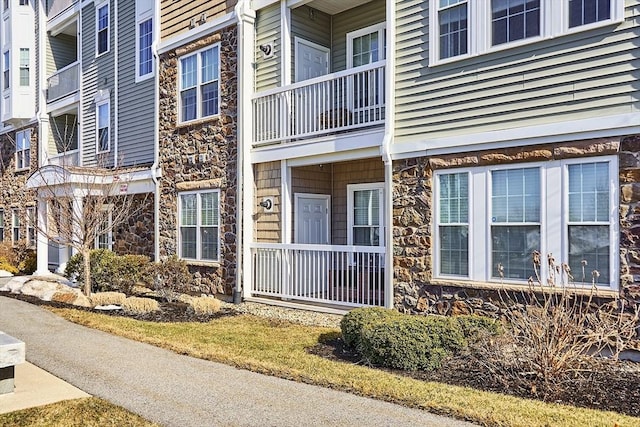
[3, 291, 639, 417]
[308, 336, 640, 418]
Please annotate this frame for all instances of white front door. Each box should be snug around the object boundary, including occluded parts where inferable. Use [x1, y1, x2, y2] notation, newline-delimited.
[295, 194, 330, 244]
[294, 194, 330, 298]
[294, 38, 330, 83]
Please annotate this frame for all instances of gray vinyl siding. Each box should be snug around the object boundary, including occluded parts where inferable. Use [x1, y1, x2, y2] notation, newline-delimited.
[394, 0, 640, 144]
[46, 34, 77, 76]
[255, 3, 280, 92]
[290, 6, 330, 81]
[81, 0, 115, 167]
[117, 0, 154, 167]
[331, 0, 385, 72]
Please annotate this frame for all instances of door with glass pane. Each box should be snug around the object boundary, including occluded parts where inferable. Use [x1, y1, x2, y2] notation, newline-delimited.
[346, 23, 385, 124]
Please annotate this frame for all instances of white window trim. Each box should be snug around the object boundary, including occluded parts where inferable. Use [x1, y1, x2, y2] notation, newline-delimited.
[433, 156, 619, 289]
[26, 206, 35, 248]
[95, 1, 110, 57]
[177, 44, 221, 124]
[94, 205, 113, 250]
[11, 208, 19, 244]
[429, 0, 624, 66]
[346, 182, 385, 247]
[95, 99, 110, 153]
[135, 7, 154, 82]
[346, 22, 386, 69]
[14, 128, 30, 171]
[177, 189, 221, 263]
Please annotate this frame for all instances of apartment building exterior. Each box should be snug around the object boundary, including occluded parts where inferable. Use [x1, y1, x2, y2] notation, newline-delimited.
[240, 0, 640, 313]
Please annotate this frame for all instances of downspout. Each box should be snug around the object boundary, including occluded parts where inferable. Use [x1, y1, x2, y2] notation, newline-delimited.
[381, 0, 396, 310]
[150, 1, 161, 262]
[113, 0, 119, 168]
[233, 0, 256, 303]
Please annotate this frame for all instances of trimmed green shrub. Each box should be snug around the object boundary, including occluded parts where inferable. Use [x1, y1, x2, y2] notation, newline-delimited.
[18, 250, 37, 275]
[453, 314, 501, 342]
[64, 250, 150, 294]
[359, 315, 466, 371]
[340, 307, 400, 349]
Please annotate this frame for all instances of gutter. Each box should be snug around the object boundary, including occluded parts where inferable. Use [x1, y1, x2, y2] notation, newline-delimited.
[150, 1, 161, 263]
[113, 0, 119, 168]
[381, 0, 396, 310]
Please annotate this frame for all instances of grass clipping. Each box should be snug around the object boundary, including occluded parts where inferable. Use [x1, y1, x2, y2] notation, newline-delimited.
[50, 308, 640, 427]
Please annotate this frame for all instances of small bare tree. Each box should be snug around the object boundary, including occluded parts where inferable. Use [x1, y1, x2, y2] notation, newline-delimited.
[29, 116, 149, 296]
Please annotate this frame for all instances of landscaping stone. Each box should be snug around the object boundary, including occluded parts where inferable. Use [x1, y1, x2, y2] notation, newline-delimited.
[0, 270, 13, 278]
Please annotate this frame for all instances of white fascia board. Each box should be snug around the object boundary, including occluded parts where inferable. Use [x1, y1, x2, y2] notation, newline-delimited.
[391, 113, 640, 160]
[252, 0, 280, 11]
[251, 129, 385, 164]
[158, 12, 237, 55]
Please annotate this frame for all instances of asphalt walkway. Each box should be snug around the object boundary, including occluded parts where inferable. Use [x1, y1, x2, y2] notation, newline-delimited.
[0, 296, 476, 427]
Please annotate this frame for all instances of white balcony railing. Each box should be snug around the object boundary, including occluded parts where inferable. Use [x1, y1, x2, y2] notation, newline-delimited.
[48, 149, 79, 167]
[251, 243, 385, 307]
[47, 0, 78, 19]
[47, 62, 79, 103]
[252, 61, 386, 146]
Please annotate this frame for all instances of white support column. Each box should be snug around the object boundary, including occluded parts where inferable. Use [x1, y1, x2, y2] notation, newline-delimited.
[71, 194, 83, 255]
[34, 199, 50, 276]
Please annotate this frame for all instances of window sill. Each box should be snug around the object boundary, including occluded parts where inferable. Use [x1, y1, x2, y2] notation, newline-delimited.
[14, 167, 30, 173]
[181, 259, 220, 268]
[176, 114, 221, 129]
[429, 278, 619, 297]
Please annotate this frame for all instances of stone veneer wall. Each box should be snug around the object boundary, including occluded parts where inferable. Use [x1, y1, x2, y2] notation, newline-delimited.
[158, 27, 238, 295]
[0, 125, 38, 245]
[392, 137, 640, 315]
[112, 194, 155, 258]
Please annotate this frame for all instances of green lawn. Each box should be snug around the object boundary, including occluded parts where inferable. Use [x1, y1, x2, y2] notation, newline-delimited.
[49, 308, 640, 427]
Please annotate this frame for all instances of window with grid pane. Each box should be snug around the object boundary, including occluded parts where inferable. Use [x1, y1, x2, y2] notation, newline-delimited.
[15, 129, 30, 170]
[11, 209, 19, 243]
[492, 0, 540, 46]
[569, 0, 610, 28]
[97, 4, 109, 55]
[491, 167, 540, 279]
[180, 46, 219, 122]
[568, 162, 610, 284]
[138, 19, 153, 77]
[438, 172, 469, 276]
[438, 0, 468, 59]
[179, 191, 219, 262]
[0, 209, 4, 241]
[19, 48, 28, 86]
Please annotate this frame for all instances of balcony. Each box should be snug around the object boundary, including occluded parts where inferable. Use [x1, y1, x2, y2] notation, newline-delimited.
[252, 61, 386, 146]
[47, 0, 78, 19]
[47, 62, 79, 103]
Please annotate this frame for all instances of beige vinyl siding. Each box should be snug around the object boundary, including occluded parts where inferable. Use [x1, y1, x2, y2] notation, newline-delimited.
[81, 1, 115, 167]
[46, 34, 77, 76]
[160, 0, 236, 40]
[331, 0, 385, 72]
[255, 161, 281, 242]
[48, 114, 78, 155]
[290, 6, 331, 81]
[117, 0, 154, 166]
[394, 0, 640, 144]
[255, 3, 280, 92]
[331, 158, 384, 245]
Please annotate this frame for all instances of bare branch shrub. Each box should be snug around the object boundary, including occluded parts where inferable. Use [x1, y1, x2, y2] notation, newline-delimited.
[147, 255, 193, 303]
[475, 252, 639, 400]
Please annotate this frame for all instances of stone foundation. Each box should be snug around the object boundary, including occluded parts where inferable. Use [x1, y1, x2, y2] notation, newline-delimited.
[112, 194, 155, 258]
[393, 137, 639, 314]
[158, 27, 238, 295]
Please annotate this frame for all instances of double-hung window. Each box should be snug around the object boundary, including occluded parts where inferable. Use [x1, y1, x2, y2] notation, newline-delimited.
[96, 3, 109, 55]
[11, 208, 19, 243]
[430, 0, 622, 64]
[179, 45, 220, 122]
[179, 190, 220, 262]
[137, 18, 153, 78]
[3, 51, 9, 90]
[26, 207, 35, 248]
[95, 205, 112, 250]
[434, 157, 617, 288]
[96, 101, 110, 153]
[15, 129, 30, 170]
[347, 183, 384, 247]
[19, 48, 28, 86]
[0, 209, 4, 241]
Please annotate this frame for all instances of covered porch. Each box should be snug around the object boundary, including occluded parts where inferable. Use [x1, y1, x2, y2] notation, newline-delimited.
[247, 157, 390, 309]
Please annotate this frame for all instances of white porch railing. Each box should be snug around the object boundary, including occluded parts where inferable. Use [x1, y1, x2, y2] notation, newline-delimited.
[252, 61, 386, 146]
[48, 149, 79, 167]
[47, 62, 79, 102]
[251, 243, 385, 307]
